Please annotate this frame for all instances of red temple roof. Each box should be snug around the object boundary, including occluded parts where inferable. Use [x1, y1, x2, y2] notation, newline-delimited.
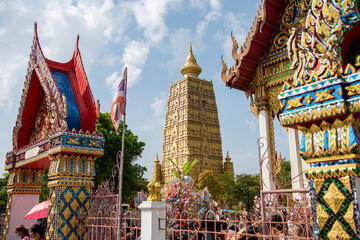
[221, 0, 285, 92]
[12, 23, 97, 152]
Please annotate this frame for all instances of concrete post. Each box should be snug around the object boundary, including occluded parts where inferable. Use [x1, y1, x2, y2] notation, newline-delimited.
[138, 201, 166, 240]
[288, 128, 306, 189]
[258, 109, 276, 190]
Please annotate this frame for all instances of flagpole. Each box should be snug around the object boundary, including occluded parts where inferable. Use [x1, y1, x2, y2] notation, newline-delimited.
[117, 67, 127, 240]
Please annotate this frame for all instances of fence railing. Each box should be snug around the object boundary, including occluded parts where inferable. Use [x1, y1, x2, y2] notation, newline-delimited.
[86, 209, 141, 240]
[163, 189, 314, 240]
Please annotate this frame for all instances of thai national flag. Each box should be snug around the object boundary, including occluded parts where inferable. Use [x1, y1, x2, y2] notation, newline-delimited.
[110, 68, 126, 132]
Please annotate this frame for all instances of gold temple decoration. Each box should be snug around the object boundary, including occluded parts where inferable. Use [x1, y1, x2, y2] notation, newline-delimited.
[180, 44, 202, 78]
[147, 181, 161, 201]
[286, 0, 360, 87]
[152, 154, 162, 183]
[223, 151, 234, 178]
[158, 45, 233, 184]
[30, 96, 58, 144]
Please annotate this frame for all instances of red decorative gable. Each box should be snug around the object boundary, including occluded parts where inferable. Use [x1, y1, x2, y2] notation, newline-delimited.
[12, 23, 97, 152]
[45, 35, 97, 133]
[221, 0, 285, 92]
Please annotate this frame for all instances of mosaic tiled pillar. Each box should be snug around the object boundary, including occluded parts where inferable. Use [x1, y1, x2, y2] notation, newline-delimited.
[279, 72, 360, 239]
[2, 169, 43, 240]
[298, 115, 360, 239]
[46, 154, 96, 240]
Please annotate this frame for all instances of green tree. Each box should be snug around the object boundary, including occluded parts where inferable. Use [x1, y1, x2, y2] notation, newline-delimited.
[233, 173, 260, 211]
[277, 158, 292, 189]
[95, 112, 148, 202]
[217, 173, 236, 207]
[40, 169, 49, 202]
[197, 170, 224, 202]
[0, 173, 9, 211]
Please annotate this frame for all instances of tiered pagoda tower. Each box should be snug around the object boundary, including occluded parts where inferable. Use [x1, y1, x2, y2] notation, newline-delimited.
[157, 46, 233, 184]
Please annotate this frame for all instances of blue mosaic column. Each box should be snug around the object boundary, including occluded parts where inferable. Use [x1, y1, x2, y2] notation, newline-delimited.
[47, 154, 95, 240]
[45, 131, 103, 240]
[279, 72, 360, 239]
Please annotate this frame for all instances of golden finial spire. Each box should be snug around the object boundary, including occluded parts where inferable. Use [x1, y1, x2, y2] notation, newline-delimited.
[155, 153, 159, 163]
[225, 151, 231, 162]
[180, 44, 202, 78]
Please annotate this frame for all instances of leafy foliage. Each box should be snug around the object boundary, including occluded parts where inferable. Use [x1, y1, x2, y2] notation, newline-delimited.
[217, 173, 236, 207]
[40, 169, 49, 202]
[232, 173, 260, 210]
[197, 170, 224, 203]
[277, 158, 292, 189]
[215, 158, 292, 210]
[0, 173, 9, 211]
[169, 158, 197, 179]
[164, 159, 198, 219]
[95, 112, 148, 202]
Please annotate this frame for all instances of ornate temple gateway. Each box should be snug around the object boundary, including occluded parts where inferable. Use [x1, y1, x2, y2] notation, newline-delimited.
[153, 46, 234, 184]
[222, 0, 360, 239]
[221, 0, 310, 190]
[3, 23, 103, 240]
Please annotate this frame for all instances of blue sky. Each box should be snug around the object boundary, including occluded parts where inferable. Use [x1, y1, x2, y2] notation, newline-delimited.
[0, 0, 290, 180]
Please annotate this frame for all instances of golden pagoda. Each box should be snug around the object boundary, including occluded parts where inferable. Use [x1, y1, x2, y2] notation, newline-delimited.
[153, 45, 234, 184]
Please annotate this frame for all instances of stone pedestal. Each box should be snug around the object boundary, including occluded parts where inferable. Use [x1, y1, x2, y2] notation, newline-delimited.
[2, 169, 43, 240]
[7, 194, 39, 240]
[138, 201, 166, 240]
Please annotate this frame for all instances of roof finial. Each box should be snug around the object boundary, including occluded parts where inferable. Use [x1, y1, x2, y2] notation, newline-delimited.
[180, 44, 202, 78]
[225, 151, 231, 162]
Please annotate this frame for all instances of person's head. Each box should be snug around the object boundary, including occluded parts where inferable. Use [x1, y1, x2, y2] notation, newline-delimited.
[270, 214, 285, 235]
[15, 225, 29, 238]
[294, 224, 303, 237]
[30, 224, 45, 240]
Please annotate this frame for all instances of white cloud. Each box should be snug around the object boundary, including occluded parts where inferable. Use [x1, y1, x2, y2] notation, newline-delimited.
[166, 28, 194, 75]
[189, 0, 207, 10]
[102, 40, 150, 92]
[151, 95, 166, 124]
[139, 91, 167, 131]
[166, 27, 206, 78]
[196, 0, 222, 35]
[42, 0, 127, 43]
[129, 0, 181, 45]
[215, 12, 250, 64]
[0, 54, 27, 111]
[39, 0, 129, 63]
[122, 40, 150, 87]
[105, 71, 121, 92]
[244, 117, 256, 130]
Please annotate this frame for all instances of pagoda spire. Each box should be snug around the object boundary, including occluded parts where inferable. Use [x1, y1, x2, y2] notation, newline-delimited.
[152, 153, 162, 182]
[180, 44, 202, 78]
[224, 151, 234, 178]
[225, 151, 231, 162]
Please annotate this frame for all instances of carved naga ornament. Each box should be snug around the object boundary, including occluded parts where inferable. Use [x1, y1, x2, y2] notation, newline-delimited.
[286, 0, 360, 88]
